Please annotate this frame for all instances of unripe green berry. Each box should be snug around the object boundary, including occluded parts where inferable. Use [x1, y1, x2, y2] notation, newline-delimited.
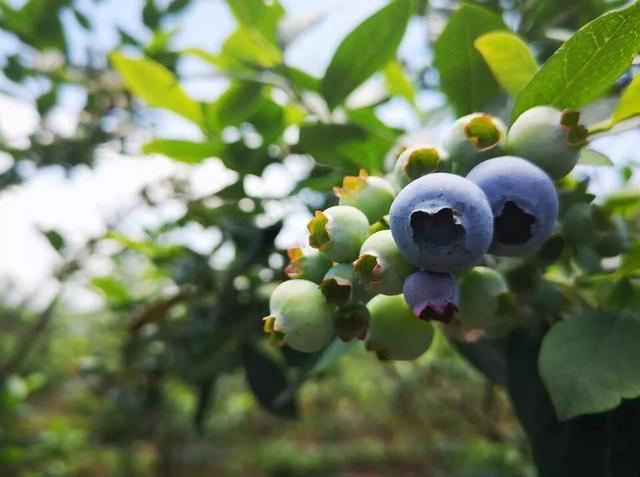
[443, 113, 506, 174]
[320, 263, 356, 305]
[354, 230, 414, 295]
[507, 106, 588, 179]
[284, 247, 332, 283]
[263, 280, 335, 353]
[594, 216, 628, 257]
[307, 205, 370, 262]
[365, 294, 434, 361]
[334, 170, 395, 224]
[458, 267, 514, 329]
[393, 145, 442, 187]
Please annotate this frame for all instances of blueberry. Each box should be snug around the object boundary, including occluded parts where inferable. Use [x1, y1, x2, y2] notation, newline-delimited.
[507, 106, 587, 178]
[319, 263, 356, 305]
[263, 279, 335, 353]
[334, 170, 395, 224]
[354, 230, 415, 295]
[335, 302, 370, 342]
[467, 156, 559, 256]
[458, 266, 513, 329]
[389, 173, 494, 272]
[284, 247, 332, 283]
[402, 271, 459, 324]
[365, 294, 434, 361]
[307, 205, 370, 262]
[443, 113, 506, 174]
[393, 145, 442, 187]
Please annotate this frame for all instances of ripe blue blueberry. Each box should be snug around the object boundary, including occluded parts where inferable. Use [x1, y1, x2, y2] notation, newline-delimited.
[507, 106, 587, 179]
[389, 173, 494, 272]
[467, 156, 559, 256]
[442, 113, 506, 174]
[402, 271, 459, 323]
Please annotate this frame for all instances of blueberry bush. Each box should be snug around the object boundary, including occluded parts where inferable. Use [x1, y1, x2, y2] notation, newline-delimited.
[1, 0, 640, 475]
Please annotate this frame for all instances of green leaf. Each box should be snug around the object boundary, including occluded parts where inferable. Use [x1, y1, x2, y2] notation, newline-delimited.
[603, 188, 640, 215]
[539, 311, 640, 420]
[226, 0, 284, 41]
[507, 328, 640, 477]
[142, 0, 161, 29]
[514, 2, 640, 119]
[242, 344, 297, 418]
[203, 81, 263, 131]
[110, 52, 202, 125]
[142, 139, 220, 163]
[320, 0, 412, 110]
[611, 74, 640, 125]
[433, 4, 506, 115]
[221, 26, 282, 68]
[383, 59, 416, 105]
[295, 123, 367, 167]
[91, 276, 131, 304]
[72, 8, 91, 29]
[294, 122, 394, 173]
[577, 148, 613, 166]
[40, 229, 65, 252]
[474, 31, 537, 98]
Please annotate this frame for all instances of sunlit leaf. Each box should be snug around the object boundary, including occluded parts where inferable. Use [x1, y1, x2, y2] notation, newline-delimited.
[514, 2, 640, 118]
[226, 0, 284, 41]
[222, 26, 282, 68]
[383, 59, 416, 105]
[577, 148, 613, 166]
[142, 139, 220, 163]
[475, 31, 538, 97]
[110, 52, 202, 125]
[611, 74, 640, 125]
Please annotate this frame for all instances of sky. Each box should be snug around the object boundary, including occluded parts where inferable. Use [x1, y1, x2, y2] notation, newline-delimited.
[0, 0, 638, 307]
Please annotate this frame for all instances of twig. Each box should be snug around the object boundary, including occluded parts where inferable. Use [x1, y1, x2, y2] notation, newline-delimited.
[0, 292, 60, 383]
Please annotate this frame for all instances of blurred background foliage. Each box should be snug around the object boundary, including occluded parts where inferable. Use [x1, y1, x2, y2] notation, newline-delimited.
[0, 0, 638, 475]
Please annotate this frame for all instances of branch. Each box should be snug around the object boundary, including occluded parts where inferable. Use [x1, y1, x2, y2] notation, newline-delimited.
[0, 293, 60, 383]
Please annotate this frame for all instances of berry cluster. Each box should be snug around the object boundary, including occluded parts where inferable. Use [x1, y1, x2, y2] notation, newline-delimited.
[263, 106, 587, 360]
